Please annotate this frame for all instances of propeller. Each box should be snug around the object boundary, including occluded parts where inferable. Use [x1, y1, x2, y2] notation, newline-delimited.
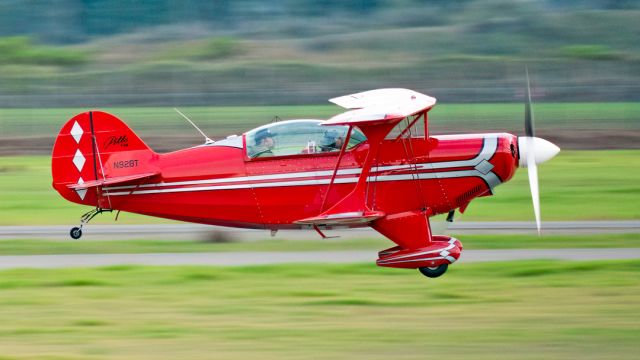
[524, 67, 535, 138]
[436, 69, 559, 236]
[517, 68, 560, 234]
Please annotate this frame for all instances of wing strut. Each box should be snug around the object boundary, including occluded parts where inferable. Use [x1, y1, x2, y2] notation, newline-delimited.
[319, 126, 353, 212]
[295, 88, 436, 227]
[296, 121, 398, 226]
[394, 111, 424, 141]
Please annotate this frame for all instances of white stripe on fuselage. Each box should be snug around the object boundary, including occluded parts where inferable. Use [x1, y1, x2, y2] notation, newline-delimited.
[104, 135, 501, 196]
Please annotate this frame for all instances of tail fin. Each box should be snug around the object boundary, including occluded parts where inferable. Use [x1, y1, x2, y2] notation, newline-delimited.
[52, 111, 158, 206]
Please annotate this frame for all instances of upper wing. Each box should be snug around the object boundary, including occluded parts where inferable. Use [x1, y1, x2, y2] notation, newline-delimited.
[325, 88, 436, 126]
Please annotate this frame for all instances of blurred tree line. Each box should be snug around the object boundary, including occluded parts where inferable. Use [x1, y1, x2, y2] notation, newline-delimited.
[0, 0, 638, 106]
[0, 0, 383, 43]
[0, 0, 636, 43]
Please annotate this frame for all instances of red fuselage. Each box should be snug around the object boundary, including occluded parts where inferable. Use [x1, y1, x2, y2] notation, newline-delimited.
[91, 131, 518, 229]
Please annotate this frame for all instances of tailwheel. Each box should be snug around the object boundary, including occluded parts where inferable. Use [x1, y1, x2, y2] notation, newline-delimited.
[418, 264, 448, 278]
[70, 227, 82, 240]
[69, 207, 112, 239]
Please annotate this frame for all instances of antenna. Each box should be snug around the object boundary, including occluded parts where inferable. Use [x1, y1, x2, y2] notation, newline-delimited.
[174, 108, 214, 145]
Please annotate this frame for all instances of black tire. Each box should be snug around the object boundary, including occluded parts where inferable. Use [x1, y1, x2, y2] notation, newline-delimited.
[70, 227, 82, 240]
[418, 264, 448, 278]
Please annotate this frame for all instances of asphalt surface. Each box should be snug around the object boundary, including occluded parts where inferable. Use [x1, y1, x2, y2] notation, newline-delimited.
[1, 221, 639, 240]
[0, 249, 639, 269]
[1, 221, 637, 269]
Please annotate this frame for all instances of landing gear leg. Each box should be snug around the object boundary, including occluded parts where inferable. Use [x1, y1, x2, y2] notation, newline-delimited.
[70, 207, 112, 239]
[446, 210, 455, 223]
[418, 264, 448, 278]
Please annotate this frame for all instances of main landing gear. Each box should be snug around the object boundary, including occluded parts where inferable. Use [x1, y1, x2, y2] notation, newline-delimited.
[69, 207, 112, 239]
[418, 264, 448, 278]
[376, 236, 462, 279]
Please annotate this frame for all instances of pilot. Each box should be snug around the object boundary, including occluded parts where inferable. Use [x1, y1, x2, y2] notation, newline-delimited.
[251, 129, 275, 157]
[320, 130, 344, 152]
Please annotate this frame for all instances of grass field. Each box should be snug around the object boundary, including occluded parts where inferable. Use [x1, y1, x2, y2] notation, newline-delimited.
[468, 149, 640, 221]
[0, 260, 638, 359]
[0, 150, 638, 225]
[1, 102, 639, 138]
[0, 233, 639, 255]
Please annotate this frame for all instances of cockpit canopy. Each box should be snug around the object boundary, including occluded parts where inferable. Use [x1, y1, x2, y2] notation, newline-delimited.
[245, 120, 366, 158]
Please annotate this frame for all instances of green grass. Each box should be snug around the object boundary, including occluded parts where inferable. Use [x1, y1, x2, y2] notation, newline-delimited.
[429, 102, 640, 130]
[0, 260, 638, 359]
[0, 233, 639, 255]
[0, 105, 339, 138]
[0, 156, 167, 225]
[1, 102, 639, 138]
[1, 150, 638, 225]
[465, 149, 640, 221]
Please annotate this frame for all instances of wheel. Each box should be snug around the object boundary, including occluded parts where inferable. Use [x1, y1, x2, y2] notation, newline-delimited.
[418, 264, 448, 278]
[70, 227, 82, 239]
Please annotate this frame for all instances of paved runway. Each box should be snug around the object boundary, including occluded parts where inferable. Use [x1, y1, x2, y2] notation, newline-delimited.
[1, 221, 639, 240]
[1, 248, 639, 269]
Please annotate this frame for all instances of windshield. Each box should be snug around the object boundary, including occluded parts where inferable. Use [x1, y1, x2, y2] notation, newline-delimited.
[245, 120, 366, 158]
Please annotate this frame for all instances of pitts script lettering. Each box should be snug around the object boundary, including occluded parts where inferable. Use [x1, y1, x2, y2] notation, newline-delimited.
[113, 160, 138, 169]
[104, 135, 128, 148]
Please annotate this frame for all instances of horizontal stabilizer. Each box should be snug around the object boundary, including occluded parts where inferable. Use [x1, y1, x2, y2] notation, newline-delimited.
[67, 172, 159, 190]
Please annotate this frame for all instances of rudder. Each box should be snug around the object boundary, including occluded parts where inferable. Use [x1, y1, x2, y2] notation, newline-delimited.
[52, 111, 157, 206]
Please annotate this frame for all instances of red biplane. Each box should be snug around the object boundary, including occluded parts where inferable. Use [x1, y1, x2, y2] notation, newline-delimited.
[52, 82, 559, 278]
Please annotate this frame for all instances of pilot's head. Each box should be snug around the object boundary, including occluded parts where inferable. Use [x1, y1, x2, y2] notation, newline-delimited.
[321, 130, 342, 151]
[255, 129, 274, 148]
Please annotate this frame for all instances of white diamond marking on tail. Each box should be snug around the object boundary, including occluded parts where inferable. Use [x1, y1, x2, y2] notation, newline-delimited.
[76, 177, 87, 200]
[70, 121, 83, 143]
[73, 149, 86, 172]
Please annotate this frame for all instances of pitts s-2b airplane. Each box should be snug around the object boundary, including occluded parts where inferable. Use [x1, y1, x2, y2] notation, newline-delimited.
[52, 84, 559, 278]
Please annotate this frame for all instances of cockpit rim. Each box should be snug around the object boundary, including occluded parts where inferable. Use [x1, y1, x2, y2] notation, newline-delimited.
[243, 119, 366, 161]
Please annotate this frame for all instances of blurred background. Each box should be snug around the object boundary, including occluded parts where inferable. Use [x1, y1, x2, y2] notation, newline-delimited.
[0, 1, 639, 359]
[0, 0, 639, 153]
